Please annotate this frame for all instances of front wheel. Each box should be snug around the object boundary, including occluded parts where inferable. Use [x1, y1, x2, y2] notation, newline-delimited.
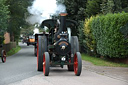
[34, 47, 37, 56]
[74, 52, 82, 76]
[27, 43, 29, 46]
[43, 52, 50, 76]
[1, 50, 6, 63]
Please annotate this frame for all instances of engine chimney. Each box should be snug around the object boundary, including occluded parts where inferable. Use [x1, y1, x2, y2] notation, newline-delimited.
[54, 13, 68, 41]
[60, 13, 67, 31]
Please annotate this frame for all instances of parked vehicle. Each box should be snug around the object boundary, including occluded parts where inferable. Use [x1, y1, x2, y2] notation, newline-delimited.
[35, 13, 82, 76]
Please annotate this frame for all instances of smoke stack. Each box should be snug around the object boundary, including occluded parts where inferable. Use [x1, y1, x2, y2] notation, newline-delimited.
[60, 13, 67, 31]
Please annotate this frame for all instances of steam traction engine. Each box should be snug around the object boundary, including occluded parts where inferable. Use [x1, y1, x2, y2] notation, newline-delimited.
[35, 13, 82, 76]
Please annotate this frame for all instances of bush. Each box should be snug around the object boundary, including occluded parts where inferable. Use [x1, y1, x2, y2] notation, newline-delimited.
[83, 16, 98, 56]
[0, 36, 4, 45]
[78, 21, 86, 52]
[7, 46, 21, 56]
[91, 12, 128, 58]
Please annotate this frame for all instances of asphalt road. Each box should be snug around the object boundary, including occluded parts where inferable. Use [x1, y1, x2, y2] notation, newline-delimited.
[0, 43, 41, 85]
[0, 43, 128, 85]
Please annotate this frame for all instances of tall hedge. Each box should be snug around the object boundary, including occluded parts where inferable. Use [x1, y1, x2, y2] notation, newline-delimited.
[91, 12, 128, 58]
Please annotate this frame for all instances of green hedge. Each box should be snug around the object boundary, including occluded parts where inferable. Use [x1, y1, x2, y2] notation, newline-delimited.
[91, 12, 128, 58]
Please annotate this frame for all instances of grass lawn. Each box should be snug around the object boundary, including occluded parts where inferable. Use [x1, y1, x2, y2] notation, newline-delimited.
[81, 53, 128, 67]
[7, 46, 21, 56]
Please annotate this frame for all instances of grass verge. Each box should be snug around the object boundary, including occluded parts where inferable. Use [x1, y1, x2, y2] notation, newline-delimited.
[81, 53, 128, 67]
[7, 46, 21, 56]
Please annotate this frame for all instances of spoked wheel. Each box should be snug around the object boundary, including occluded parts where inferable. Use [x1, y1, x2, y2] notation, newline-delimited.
[43, 52, 50, 76]
[1, 50, 6, 63]
[74, 52, 82, 76]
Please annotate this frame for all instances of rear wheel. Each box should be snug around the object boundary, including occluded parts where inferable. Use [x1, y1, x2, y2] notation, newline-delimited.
[43, 52, 50, 76]
[1, 50, 6, 63]
[74, 52, 82, 76]
[71, 36, 79, 54]
[68, 36, 79, 71]
[37, 36, 47, 71]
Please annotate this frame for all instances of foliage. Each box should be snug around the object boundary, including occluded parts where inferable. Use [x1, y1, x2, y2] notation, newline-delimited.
[83, 16, 97, 56]
[120, 0, 128, 12]
[82, 53, 128, 67]
[91, 12, 128, 58]
[60, 0, 128, 20]
[0, 0, 9, 45]
[21, 25, 35, 37]
[63, 0, 87, 21]
[101, 0, 128, 14]
[86, 0, 102, 17]
[121, 0, 128, 9]
[56, 0, 65, 4]
[113, 0, 122, 12]
[6, 0, 33, 42]
[100, 0, 115, 14]
[78, 21, 86, 52]
[7, 46, 21, 56]
[120, 23, 128, 39]
[106, 0, 115, 13]
[100, 0, 107, 14]
[58, 0, 87, 36]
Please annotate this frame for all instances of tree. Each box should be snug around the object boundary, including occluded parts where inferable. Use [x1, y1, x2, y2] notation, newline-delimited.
[6, 0, 33, 43]
[21, 25, 35, 37]
[120, 0, 128, 12]
[57, 0, 87, 36]
[56, 0, 65, 4]
[121, 0, 128, 9]
[113, 0, 122, 12]
[64, 0, 87, 21]
[0, 0, 9, 44]
[106, 0, 115, 13]
[86, 0, 102, 17]
[101, 0, 128, 14]
[100, 0, 108, 14]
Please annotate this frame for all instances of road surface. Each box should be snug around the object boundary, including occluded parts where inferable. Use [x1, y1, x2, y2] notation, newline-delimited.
[0, 43, 127, 85]
[0, 43, 40, 85]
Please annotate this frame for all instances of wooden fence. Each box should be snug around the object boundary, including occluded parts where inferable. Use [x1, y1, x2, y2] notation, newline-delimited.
[0, 42, 16, 53]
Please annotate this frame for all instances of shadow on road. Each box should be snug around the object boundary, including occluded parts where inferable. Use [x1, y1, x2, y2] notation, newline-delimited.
[0, 62, 4, 64]
[50, 68, 68, 73]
